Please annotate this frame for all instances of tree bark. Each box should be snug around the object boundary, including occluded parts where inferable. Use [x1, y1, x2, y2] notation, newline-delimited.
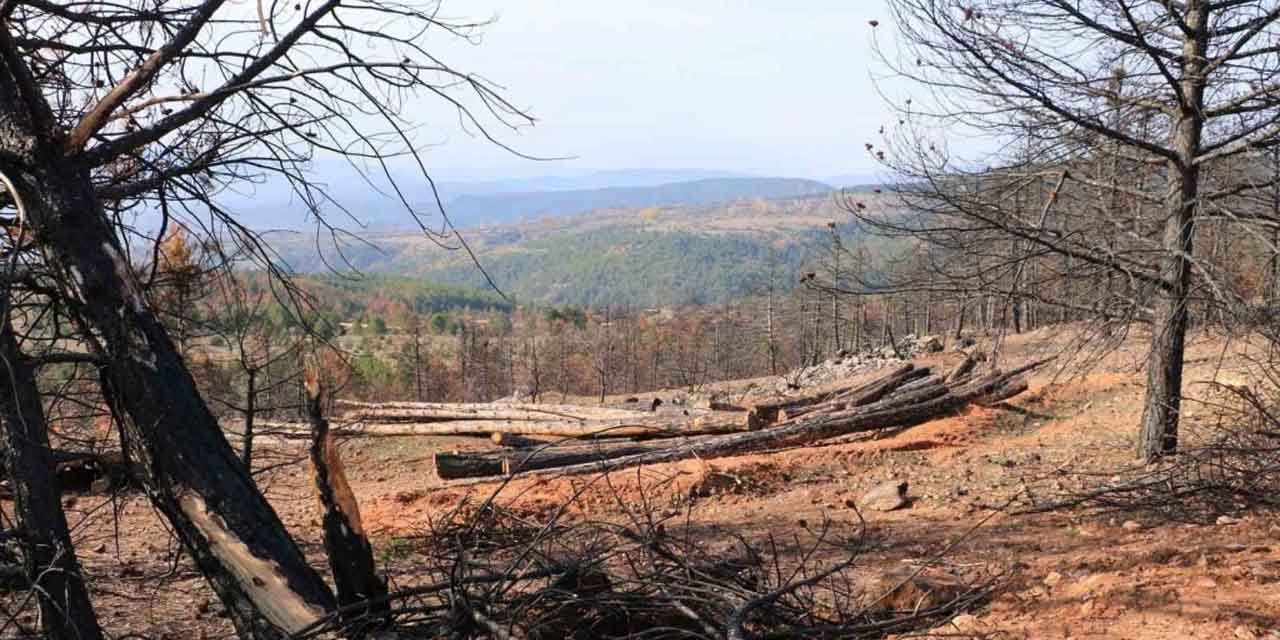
[1138, 2, 1206, 462]
[242, 368, 257, 469]
[0, 316, 103, 640]
[435, 436, 719, 480]
[745, 364, 916, 428]
[336, 400, 674, 423]
[307, 376, 389, 633]
[322, 413, 746, 439]
[24, 163, 335, 637]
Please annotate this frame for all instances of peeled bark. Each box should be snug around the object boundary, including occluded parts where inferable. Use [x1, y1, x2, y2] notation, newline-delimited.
[25, 164, 335, 637]
[0, 319, 103, 640]
[330, 413, 745, 439]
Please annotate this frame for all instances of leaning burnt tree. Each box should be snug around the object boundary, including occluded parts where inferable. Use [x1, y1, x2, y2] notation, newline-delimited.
[0, 1, 528, 636]
[857, 0, 1280, 461]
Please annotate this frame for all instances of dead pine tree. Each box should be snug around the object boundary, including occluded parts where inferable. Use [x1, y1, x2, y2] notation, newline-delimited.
[306, 369, 390, 635]
[861, 0, 1280, 461]
[0, 0, 531, 635]
[0, 175, 101, 640]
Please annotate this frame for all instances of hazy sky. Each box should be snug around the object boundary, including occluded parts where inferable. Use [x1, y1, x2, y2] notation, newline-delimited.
[405, 1, 896, 181]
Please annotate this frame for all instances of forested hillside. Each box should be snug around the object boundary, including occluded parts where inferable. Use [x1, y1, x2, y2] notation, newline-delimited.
[272, 191, 894, 307]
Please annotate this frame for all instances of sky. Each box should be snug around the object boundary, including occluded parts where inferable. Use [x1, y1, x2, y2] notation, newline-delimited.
[396, 1, 897, 182]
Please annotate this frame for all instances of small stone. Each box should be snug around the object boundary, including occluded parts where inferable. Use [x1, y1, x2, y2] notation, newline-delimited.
[1234, 625, 1257, 639]
[860, 479, 909, 512]
[1121, 520, 1143, 532]
[950, 614, 979, 631]
[1218, 515, 1241, 525]
[1043, 571, 1063, 587]
[92, 543, 107, 554]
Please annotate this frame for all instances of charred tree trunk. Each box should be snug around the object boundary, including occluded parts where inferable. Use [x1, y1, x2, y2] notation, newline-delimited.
[306, 375, 389, 633]
[23, 164, 335, 637]
[1138, 5, 1206, 462]
[242, 368, 257, 469]
[0, 313, 103, 640]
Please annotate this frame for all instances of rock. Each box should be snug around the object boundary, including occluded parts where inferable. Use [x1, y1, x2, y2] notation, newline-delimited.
[1121, 520, 1143, 532]
[859, 569, 966, 614]
[688, 471, 741, 498]
[950, 614, 979, 631]
[861, 479, 909, 511]
[1217, 515, 1241, 525]
[919, 335, 944, 352]
[1234, 625, 1257, 639]
[1043, 571, 1063, 587]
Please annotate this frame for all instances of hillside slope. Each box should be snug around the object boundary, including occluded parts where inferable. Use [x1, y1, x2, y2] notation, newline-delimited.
[272, 192, 898, 307]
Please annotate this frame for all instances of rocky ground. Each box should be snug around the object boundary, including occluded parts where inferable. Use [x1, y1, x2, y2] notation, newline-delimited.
[5, 326, 1279, 639]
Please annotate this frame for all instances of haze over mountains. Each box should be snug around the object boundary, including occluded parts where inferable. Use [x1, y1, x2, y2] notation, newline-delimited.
[235, 168, 874, 231]
[438, 177, 832, 227]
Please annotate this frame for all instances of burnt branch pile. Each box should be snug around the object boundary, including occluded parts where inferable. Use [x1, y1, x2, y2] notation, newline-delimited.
[290, 489, 1000, 640]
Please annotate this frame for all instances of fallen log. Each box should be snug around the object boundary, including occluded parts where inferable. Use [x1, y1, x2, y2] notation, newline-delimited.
[490, 432, 544, 448]
[260, 412, 747, 440]
[435, 436, 719, 480]
[976, 378, 1029, 406]
[746, 364, 916, 428]
[779, 369, 934, 422]
[335, 400, 670, 423]
[444, 359, 1053, 485]
[945, 353, 980, 383]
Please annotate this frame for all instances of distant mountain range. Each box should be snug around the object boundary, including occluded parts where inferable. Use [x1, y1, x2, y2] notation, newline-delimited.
[437, 177, 833, 227]
[437, 168, 754, 196]
[226, 168, 868, 231]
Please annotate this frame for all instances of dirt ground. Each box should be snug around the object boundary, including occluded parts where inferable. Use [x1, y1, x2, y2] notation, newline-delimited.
[8, 326, 1280, 639]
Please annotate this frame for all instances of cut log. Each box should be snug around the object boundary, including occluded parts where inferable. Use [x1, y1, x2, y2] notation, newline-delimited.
[435, 436, 718, 480]
[490, 432, 544, 448]
[444, 360, 1053, 485]
[332, 413, 746, 439]
[747, 364, 916, 428]
[779, 369, 932, 422]
[945, 353, 980, 383]
[976, 378, 1029, 406]
[336, 401, 662, 423]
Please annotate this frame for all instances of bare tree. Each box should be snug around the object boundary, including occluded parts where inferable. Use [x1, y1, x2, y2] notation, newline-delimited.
[864, 0, 1280, 461]
[0, 1, 529, 635]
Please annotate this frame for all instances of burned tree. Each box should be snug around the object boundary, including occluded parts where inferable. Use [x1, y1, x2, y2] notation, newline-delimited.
[0, 0, 528, 636]
[0, 174, 102, 640]
[858, 0, 1280, 461]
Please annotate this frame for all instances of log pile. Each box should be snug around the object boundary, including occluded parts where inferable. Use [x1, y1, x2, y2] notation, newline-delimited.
[426, 357, 1050, 482]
